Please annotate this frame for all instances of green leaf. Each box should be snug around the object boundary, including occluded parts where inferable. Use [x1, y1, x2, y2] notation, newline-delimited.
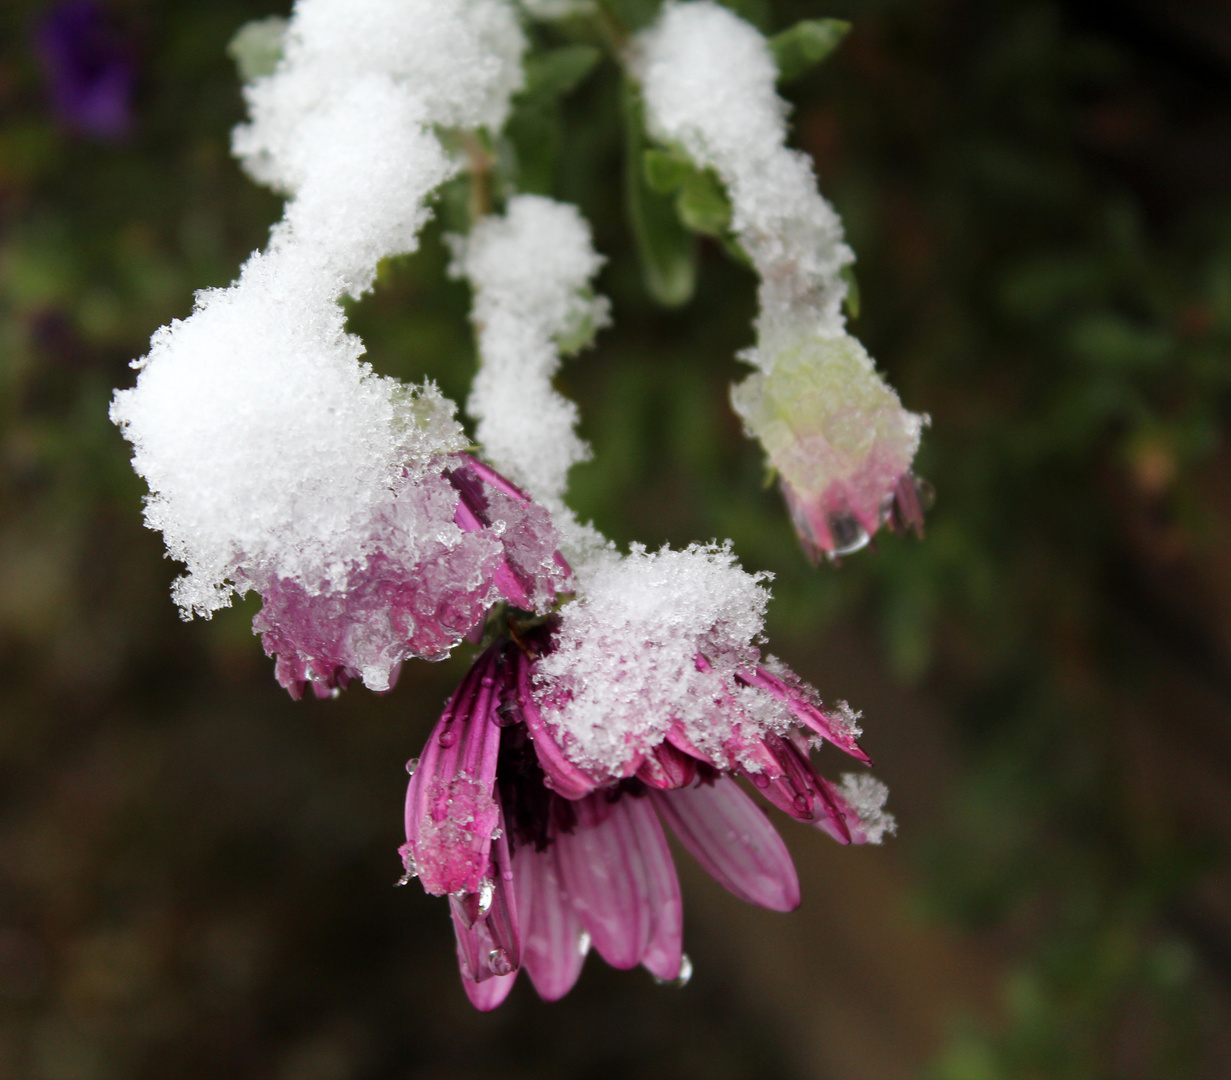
[522, 45, 602, 100]
[227, 16, 288, 82]
[642, 148, 693, 194]
[675, 171, 732, 236]
[623, 81, 697, 307]
[840, 264, 860, 319]
[770, 18, 850, 83]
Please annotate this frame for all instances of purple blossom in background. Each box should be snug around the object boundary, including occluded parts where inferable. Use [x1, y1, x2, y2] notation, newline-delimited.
[401, 629, 892, 1010]
[34, 0, 135, 140]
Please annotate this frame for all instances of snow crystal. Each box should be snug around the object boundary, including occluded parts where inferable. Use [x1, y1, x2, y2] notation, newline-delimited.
[838, 773, 896, 844]
[235, 0, 524, 196]
[535, 542, 775, 775]
[452, 195, 609, 510]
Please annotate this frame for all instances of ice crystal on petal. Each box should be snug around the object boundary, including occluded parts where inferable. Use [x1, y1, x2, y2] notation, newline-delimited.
[837, 773, 897, 844]
[535, 542, 775, 774]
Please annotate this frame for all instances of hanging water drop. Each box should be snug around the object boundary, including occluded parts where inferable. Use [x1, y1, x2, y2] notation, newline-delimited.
[654, 953, 693, 988]
[477, 879, 494, 916]
[826, 513, 871, 558]
[405, 757, 420, 776]
[488, 948, 514, 975]
[438, 727, 457, 748]
[577, 930, 592, 957]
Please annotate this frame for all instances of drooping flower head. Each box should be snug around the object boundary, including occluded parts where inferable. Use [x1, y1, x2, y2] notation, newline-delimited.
[401, 544, 894, 1008]
[637, 2, 929, 559]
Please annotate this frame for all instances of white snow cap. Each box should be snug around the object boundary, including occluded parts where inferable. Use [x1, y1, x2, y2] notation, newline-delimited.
[536, 542, 789, 775]
[636, 0, 853, 353]
[235, 0, 525, 193]
[109, 244, 469, 617]
[112, 0, 527, 619]
[453, 195, 609, 511]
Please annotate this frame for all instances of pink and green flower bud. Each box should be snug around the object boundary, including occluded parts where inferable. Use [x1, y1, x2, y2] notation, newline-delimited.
[731, 332, 927, 559]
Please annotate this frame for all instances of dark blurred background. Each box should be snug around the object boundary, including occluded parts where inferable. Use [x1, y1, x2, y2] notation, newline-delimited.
[3, 0, 1231, 1077]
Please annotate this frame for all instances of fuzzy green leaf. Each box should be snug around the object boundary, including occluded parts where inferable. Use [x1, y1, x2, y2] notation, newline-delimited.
[770, 18, 850, 83]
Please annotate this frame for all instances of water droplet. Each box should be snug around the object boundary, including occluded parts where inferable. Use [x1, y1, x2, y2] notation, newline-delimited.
[488, 948, 514, 976]
[438, 728, 457, 748]
[654, 953, 693, 988]
[793, 793, 812, 814]
[577, 930, 592, 957]
[827, 513, 870, 558]
[405, 757, 420, 776]
[477, 879, 494, 916]
[750, 773, 770, 790]
[480, 675, 495, 688]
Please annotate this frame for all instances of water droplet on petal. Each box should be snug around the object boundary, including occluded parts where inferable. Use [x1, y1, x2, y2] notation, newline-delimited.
[826, 514, 870, 558]
[488, 948, 514, 976]
[654, 953, 693, 988]
[477, 879, 494, 916]
[577, 930, 592, 957]
[438, 728, 457, 748]
[750, 773, 770, 790]
[793, 793, 813, 814]
[405, 757, 420, 776]
[480, 675, 495, 688]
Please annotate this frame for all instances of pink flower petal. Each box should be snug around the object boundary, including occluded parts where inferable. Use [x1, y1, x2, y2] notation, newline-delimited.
[460, 968, 518, 1011]
[512, 842, 587, 1002]
[635, 741, 698, 790]
[737, 665, 871, 764]
[450, 830, 519, 990]
[743, 733, 852, 843]
[515, 652, 599, 800]
[555, 794, 680, 972]
[651, 776, 800, 912]
[404, 646, 506, 895]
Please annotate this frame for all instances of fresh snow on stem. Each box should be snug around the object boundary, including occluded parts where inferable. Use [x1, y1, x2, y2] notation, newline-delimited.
[110, 0, 526, 632]
[637, 1, 925, 555]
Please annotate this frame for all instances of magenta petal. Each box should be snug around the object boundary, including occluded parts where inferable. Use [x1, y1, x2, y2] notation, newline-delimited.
[450, 844, 519, 987]
[555, 794, 680, 972]
[638, 805, 684, 981]
[513, 842, 587, 1002]
[404, 647, 506, 895]
[651, 777, 800, 912]
[455, 453, 532, 502]
[515, 653, 598, 800]
[460, 967, 518, 1011]
[635, 741, 698, 790]
[738, 666, 871, 764]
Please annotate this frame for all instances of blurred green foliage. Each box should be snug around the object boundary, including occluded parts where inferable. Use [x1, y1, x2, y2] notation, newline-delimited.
[3, 0, 1231, 1078]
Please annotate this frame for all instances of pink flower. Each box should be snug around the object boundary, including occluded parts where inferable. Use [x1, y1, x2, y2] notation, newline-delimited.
[256, 455, 570, 699]
[780, 468, 932, 561]
[400, 629, 893, 1010]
